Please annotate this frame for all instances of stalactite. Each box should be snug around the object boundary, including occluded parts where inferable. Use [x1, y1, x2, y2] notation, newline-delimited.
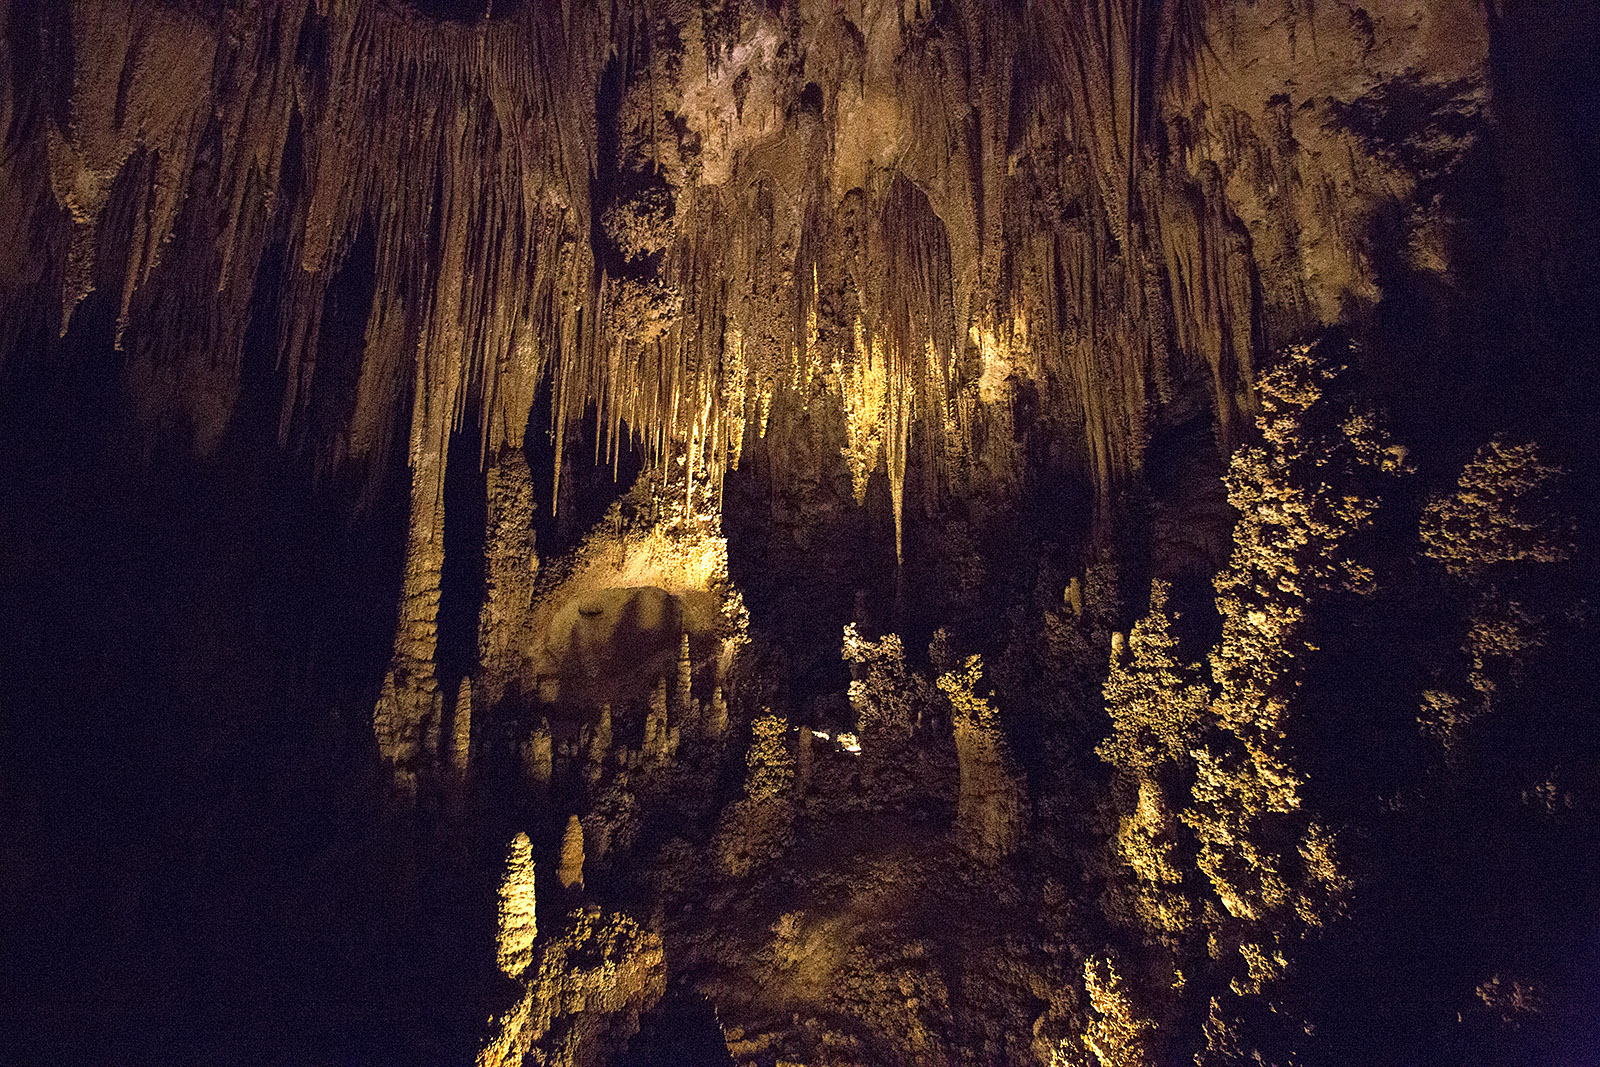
[8, 0, 1480, 530]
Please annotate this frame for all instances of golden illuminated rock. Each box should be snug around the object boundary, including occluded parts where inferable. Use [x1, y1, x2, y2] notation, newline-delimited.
[495, 833, 538, 980]
[479, 908, 665, 1067]
[6, 4, 1582, 1066]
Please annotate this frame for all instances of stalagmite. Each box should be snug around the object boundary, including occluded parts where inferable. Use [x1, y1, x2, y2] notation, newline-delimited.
[496, 833, 538, 979]
[706, 687, 729, 740]
[588, 705, 613, 769]
[643, 681, 671, 765]
[479, 449, 538, 708]
[939, 656, 1026, 863]
[674, 634, 693, 715]
[371, 374, 452, 794]
[451, 678, 473, 779]
[522, 720, 553, 789]
[558, 816, 585, 892]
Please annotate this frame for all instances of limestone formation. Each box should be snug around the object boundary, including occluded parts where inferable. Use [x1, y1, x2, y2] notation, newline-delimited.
[705, 688, 729, 740]
[718, 712, 797, 877]
[478, 908, 665, 1067]
[522, 720, 553, 790]
[450, 678, 473, 779]
[0, 6, 1499, 740]
[479, 449, 538, 707]
[673, 634, 697, 732]
[495, 833, 538, 980]
[558, 816, 585, 893]
[939, 655, 1026, 862]
[643, 681, 675, 765]
[3, 4, 1586, 1066]
[587, 705, 613, 771]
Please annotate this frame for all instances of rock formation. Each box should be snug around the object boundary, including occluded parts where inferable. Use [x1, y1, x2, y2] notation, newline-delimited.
[5, 2, 1598, 1065]
[1, 4, 1504, 795]
[479, 448, 538, 708]
[450, 677, 473, 779]
[558, 815, 585, 893]
[938, 654, 1026, 862]
[479, 907, 665, 1067]
[495, 832, 538, 980]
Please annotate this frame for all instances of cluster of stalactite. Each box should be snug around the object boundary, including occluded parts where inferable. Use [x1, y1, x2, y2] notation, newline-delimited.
[3, 0, 1360, 533]
[2, 0, 1490, 785]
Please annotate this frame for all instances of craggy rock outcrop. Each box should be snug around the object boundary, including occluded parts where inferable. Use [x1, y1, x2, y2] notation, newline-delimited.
[479, 906, 665, 1067]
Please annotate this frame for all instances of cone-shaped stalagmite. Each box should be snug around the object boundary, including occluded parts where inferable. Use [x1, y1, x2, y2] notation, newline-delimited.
[496, 833, 538, 979]
[558, 816, 585, 892]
